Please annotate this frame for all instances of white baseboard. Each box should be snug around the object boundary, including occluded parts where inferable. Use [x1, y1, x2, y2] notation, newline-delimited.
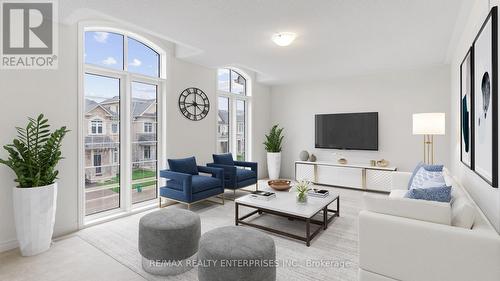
[0, 239, 18, 253]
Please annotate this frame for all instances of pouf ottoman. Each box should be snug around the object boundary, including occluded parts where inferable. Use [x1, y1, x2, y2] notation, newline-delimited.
[198, 226, 276, 281]
[138, 208, 200, 275]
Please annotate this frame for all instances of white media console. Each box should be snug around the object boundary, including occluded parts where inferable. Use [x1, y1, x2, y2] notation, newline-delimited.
[295, 160, 397, 192]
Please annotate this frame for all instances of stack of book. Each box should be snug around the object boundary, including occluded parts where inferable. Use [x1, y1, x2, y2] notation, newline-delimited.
[250, 190, 276, 201]
[308, 189, 329, 198]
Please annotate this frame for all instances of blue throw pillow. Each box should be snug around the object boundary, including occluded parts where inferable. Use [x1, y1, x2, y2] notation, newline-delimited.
[213, 153, 235, 166]
[405, 186, 452, 203]
[408, 162, 444, 189]
[420, 177, 446, 189]
[168, 156, 198, 175]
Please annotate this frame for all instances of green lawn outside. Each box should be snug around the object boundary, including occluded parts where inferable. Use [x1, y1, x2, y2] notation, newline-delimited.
[97, 168, 156, 187]
[111, 180, 157, 193]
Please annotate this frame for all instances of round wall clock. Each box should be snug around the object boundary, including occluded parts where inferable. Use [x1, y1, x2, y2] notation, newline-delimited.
[178, 87, 210, 121]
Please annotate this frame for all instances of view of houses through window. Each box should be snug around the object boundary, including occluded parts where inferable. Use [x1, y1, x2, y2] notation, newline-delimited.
[83, 30, 161, 216]
[217, 69, 248, 161]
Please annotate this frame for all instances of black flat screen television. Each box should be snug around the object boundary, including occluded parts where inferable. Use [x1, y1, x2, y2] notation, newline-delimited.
[315, 112, 378, 150]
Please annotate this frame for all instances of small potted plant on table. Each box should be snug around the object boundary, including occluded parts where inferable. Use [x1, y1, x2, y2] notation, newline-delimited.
[293, 180, 311, 204]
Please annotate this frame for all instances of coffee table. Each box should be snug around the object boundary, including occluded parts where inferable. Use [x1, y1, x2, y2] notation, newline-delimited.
[235, 185, 339, 246]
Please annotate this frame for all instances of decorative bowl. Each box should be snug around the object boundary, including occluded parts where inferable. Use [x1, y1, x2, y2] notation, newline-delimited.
[268, 180, 292, 191]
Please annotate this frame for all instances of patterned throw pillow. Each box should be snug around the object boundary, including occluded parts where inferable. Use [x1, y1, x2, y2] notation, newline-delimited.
[408, 163, 444, 189]
[405, 186, 452, 203]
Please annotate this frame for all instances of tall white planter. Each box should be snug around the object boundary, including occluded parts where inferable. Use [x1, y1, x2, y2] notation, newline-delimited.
[13, 183, 57, 256]
[267, 152, 281, 180]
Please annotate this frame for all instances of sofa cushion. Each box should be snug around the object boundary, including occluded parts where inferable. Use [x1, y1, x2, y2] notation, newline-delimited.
[168, 157, 198, 175]
[409, 163, 444, 189]
[191, 175, 221, 193]
[213, 153, 235, 166]
[364, 193, 451, 225]
[451, 192, 475, 229]
[405, 186, 452, 203]
[389, 189, 407, 198]
[236, 168, 256, 181]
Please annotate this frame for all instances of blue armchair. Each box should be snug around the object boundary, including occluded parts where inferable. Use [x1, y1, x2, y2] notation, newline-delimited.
[159, 156, 224, 209]
[207, 153, 258, 196]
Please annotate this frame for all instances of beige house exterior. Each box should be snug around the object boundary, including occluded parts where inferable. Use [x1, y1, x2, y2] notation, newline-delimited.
[85, 97, 157, 184]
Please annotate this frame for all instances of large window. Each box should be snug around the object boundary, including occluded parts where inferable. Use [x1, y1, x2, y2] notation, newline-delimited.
[82, 29, 163, 218]
[217, 69, 249, 161]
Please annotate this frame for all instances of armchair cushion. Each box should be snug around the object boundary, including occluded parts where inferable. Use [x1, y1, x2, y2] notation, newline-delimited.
[191, 175, 221, 193]
[213, 153, 235, 166]
[236, 169, 257, 181]
[168, 156, 198, 175]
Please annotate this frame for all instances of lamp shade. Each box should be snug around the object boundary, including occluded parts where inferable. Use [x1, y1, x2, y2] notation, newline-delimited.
[412, 113, 445, 135]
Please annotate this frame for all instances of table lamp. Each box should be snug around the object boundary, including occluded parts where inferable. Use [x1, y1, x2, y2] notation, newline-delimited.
[412, 113, 446, 164]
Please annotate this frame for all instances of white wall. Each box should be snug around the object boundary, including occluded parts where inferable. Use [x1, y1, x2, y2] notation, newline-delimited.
[270, 66, 451, 179]
[0, 21, 271, 251]
[448, 0, 500, 232]
[0, 24, 79, 251]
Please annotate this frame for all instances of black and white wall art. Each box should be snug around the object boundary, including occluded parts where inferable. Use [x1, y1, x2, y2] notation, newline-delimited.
[460, 49, 474, 168]
[472, 7, 498, 187]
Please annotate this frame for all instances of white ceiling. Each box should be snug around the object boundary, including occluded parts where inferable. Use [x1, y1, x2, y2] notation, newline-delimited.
[61, 0, 467, 85]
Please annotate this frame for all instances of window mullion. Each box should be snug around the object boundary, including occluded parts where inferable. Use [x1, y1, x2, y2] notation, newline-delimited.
[122, 73, 132, 212]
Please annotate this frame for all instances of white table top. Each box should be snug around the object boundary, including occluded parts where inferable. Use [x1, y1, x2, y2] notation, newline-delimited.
[235, 185, 339, 218]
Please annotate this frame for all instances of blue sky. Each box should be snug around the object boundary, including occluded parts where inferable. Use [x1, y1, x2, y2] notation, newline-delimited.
[84, 31, 159, 104]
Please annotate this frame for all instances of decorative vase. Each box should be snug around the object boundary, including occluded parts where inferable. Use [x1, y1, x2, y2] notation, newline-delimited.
[309, 154, 317, 162]
[13, 183, 58, 256]
[299, 150, 309, 161]
[267, 152, 281, 180]
[296, 192, 308, 204]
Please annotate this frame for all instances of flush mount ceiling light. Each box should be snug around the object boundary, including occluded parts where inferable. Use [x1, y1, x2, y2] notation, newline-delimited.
[272, 32, 297, 46]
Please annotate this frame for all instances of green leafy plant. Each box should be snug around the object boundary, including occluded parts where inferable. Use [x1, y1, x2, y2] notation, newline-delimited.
[263, 124, 284, 152]
[0, 114, 69, 188]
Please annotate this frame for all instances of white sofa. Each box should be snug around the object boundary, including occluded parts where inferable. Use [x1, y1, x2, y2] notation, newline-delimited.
[358, 169, 500, 281]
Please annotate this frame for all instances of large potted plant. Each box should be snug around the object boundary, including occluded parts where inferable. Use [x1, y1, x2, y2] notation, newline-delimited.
[264, 124, 284, 180]
[0, 114, 68, 256]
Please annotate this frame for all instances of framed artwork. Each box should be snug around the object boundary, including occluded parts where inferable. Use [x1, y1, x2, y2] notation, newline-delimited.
[460, 48, 474, 168]
[473, 7, 498, 187]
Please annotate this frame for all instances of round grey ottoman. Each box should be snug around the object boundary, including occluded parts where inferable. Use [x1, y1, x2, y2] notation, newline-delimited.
[138, 208, 200, 275]
[198, 226, 276, 281]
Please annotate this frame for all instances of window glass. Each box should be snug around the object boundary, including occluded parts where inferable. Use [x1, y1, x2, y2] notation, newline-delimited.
[131, 82, 158, 204]
[128, 37, 160, 77]
[217, 97, 229, 154]
[218, 69, 230, 92]
[231, 70, 246, 95]
[83, 73, 121, 215]
[236, 100, 246, 160]
[85, 31, 124, 70]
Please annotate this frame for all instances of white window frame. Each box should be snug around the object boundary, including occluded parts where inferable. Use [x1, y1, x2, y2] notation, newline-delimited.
[90, 119, 104, 135]
[144, 122, 153, 133]
[78, 23, 167, 227]
[216, 68, 251, 161]
[111, 122, 119, 134]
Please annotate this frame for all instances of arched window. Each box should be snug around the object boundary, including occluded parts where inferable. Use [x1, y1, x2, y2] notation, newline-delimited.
[81, 28, 164, 219]
[217, 68, 250, 161]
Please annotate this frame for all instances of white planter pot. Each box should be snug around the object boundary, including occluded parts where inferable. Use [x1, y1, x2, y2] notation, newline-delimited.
[267, 152, 281, 180]
[13, 183, 57, 256]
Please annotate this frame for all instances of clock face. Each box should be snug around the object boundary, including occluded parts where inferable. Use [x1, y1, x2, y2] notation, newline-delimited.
[178, 87, 210, 121]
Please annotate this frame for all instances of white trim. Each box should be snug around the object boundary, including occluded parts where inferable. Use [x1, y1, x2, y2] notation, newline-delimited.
[78, 22, 166, 227]
[0, 239, 18, 253]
